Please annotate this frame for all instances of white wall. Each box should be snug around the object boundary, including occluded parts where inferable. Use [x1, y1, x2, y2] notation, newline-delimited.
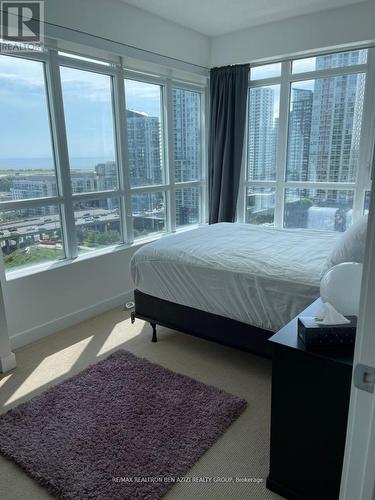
[45, 0, 210, 68]
[5, 245, 142, 349]
[210, 1, 375, 66]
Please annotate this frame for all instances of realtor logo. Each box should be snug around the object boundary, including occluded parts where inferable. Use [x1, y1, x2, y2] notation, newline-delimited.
[1, 0, 44, 52]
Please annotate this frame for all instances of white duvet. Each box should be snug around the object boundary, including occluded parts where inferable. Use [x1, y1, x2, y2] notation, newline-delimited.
[130, 223, 340, 332]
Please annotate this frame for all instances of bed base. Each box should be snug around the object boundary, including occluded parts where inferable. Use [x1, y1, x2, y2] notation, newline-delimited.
[132, 290, 273, 358]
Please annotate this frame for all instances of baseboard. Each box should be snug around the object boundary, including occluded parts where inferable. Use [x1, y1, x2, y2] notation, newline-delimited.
[9, 290, 135, 350]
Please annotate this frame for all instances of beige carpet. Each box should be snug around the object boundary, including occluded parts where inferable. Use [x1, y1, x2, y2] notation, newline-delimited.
[0, 307, 283, 500]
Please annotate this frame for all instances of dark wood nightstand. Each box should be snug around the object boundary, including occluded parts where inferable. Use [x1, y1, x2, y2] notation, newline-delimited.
[266, 299, 354, 500]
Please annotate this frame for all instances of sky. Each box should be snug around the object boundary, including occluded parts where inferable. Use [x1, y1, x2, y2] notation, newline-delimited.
[0, 54, 161, 165]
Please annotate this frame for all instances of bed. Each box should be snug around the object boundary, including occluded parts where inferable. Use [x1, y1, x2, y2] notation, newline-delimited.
[130, 223, 340, 357]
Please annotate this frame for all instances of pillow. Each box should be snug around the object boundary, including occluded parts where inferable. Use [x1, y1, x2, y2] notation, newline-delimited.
[321, 214, 368, 278]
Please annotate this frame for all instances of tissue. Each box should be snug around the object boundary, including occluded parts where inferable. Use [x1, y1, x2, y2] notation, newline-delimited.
[315, 302, 350, 325]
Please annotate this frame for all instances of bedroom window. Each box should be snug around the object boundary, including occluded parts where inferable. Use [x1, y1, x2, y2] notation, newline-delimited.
[125, 79, 205, 239]
[125, 80, 164, 188]
[173, 88, 203, 227]
[60, 67, 119, 193]
[247, 85, 280, 181]
[0, 56, 65, 271]
[0, 50, 207, 276]
[240, 48, 374, 232]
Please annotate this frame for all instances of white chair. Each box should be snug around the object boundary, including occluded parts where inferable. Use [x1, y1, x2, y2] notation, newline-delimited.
[0, 252, 16, 373]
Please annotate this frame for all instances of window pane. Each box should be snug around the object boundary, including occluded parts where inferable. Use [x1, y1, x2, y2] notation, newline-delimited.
[246, 187, 275, 226]
[0, 55, 57, 202]
[250, 63, 281, 80]
[173, 89, 200, 182]
[0, 205, 64, 271]
[364, 190, 371, 215]
[132, 192, 165, 239]
[284, 188, 354, 231]
[287, 74, 365, 183]
[292, 49, 367, 74]
[125, 80, 163, 188]
[60, 67, 118, 194]
[176, 187, 199, 227]
[248, 85, 279, 180]
[74, 198, 121, 254]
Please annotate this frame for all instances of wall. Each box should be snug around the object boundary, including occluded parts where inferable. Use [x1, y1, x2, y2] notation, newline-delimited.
[45, 0, 210, 68]
[210, 1, 375, 66]
[5, 245, 142, 349]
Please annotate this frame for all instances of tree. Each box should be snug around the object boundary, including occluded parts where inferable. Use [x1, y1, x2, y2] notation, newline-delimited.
[0, 177, 11, 193]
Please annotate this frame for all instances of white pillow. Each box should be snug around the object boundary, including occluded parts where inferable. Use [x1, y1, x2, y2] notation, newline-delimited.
[321, 215, 368, 278]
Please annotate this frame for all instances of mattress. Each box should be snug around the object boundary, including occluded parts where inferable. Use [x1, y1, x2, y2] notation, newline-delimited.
[130, 223, 341, 332]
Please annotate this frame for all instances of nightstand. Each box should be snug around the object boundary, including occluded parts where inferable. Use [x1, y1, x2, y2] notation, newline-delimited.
[266, 299, 354, 500]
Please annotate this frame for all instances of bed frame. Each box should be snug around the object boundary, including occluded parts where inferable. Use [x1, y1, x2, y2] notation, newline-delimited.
[131, 289, 274, 358]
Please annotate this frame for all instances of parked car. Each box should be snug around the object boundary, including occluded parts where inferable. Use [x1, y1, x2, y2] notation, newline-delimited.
[39, 240, 56, 246]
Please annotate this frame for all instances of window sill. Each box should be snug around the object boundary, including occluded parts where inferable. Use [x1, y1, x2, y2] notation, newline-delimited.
[5, 224, 204, 281]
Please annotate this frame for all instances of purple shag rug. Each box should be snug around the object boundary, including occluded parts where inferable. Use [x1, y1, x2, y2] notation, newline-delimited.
[0, 350, 246, 499]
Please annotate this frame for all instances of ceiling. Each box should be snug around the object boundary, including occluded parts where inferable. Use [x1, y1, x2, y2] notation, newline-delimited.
[119, 0, 367, 36]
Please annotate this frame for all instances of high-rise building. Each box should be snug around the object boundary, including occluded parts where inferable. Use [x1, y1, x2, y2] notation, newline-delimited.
[173, 89, 200, 183]
[287, 88, 313, 181]
[308, 51, 366, 183]
[126, 109, 162, 188]
[173, 89, 200, 226]
[248, 87, 277, 180]
[127, 92, 201, 226]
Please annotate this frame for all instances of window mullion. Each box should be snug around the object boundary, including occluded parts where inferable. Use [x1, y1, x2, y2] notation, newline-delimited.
[0, 197, 61, 211]
[72, 190, 123, 203]
[237, 89, 249, 224]
[45, 49, 77, 259]
[113, 70, 134, 245]
[354, 47, 375, 219]
[201, 88, 209, 224]
[165, 79, 176, 233]
[274, 60, 291, 228]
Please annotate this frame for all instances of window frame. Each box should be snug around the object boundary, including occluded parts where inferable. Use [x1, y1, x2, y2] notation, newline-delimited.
[123, 72, 207, 240]
[0, 49, 208, 277]
[238, 47, 375, 229]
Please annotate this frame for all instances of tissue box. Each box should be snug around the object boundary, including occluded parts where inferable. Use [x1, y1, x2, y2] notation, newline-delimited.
[298, 316, 357, 347]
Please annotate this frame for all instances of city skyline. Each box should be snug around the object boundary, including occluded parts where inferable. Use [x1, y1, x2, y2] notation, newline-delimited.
[247, 50, 367, 230]
[0, 84, 201, 268]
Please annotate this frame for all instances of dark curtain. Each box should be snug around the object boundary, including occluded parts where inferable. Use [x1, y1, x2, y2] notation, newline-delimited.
[208, 64, 249, 224]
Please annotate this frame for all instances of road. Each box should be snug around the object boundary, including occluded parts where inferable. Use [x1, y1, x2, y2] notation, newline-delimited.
[0, 208, 120, 240]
